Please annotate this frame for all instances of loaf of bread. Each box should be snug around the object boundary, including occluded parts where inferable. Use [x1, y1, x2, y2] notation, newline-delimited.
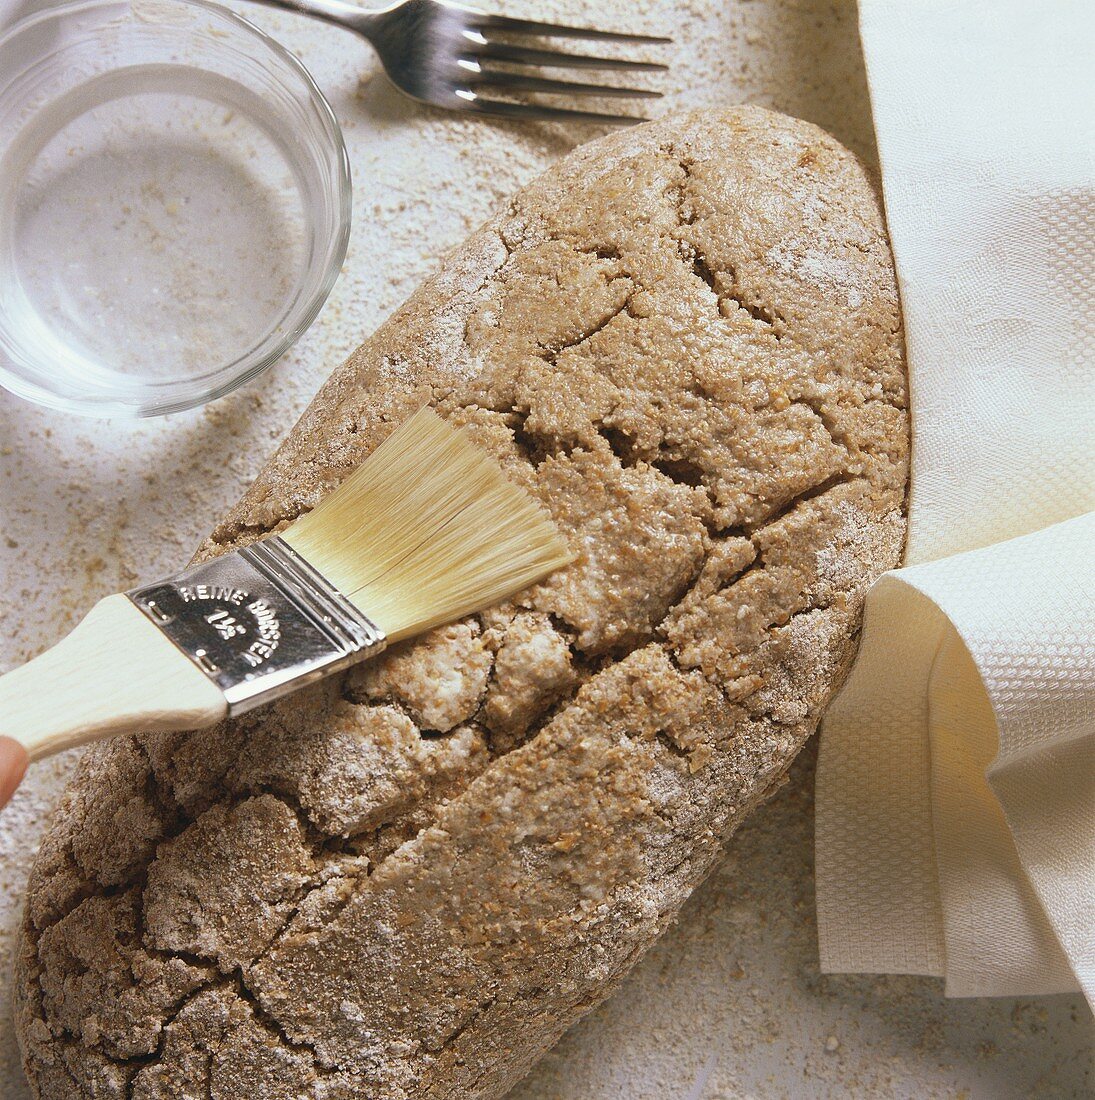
[16, 107, 907, 1099]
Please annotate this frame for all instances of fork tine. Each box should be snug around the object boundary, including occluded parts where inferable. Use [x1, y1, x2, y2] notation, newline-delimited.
[472, 14, 672, 45]
[457, 95, 647, 127]
[468, 42, 668, 72]
[469, 71, 662, 99]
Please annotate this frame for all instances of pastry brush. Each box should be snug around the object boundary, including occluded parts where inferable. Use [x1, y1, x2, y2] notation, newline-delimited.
[0, 408, 572, 765]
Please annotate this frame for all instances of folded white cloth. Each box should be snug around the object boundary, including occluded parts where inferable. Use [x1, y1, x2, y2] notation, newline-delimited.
[815, 0, 1095, 1004]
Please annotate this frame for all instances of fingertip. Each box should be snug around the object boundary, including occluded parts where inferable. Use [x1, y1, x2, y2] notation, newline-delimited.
[0, 737, 29, 808]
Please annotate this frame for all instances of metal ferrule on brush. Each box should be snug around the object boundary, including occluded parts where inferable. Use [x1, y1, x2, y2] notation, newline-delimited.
[126, 536, 386, 715]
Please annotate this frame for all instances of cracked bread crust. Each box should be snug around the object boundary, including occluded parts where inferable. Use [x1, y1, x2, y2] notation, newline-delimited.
[16, 108, 908, 1100]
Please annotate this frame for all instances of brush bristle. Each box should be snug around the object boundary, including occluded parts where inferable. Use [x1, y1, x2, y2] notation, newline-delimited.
[280, 408, 573, 643]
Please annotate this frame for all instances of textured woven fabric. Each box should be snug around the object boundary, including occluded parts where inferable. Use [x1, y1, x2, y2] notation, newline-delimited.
[816, 0, 1095, 1003]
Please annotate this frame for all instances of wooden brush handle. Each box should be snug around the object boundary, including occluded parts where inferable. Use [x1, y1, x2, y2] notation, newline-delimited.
[0, 594, 226, 762]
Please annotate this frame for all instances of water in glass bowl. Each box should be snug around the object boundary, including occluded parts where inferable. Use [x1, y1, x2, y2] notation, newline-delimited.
[0, 64, 311, 394]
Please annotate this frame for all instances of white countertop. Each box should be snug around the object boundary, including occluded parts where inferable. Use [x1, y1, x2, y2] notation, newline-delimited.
[0, 0, 1090, 1095]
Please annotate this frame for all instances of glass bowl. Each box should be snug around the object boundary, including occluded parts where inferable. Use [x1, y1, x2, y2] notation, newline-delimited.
[0, 0, 351, 417]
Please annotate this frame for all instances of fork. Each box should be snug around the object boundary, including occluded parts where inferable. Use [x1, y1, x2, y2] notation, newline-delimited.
[242, 0, 671, 125]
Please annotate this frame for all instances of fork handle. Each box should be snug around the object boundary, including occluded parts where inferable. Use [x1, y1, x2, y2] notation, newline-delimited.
[240, 0, 382, 35]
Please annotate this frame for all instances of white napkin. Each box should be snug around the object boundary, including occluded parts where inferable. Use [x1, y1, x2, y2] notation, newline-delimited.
[815, 0, 1095, 1004]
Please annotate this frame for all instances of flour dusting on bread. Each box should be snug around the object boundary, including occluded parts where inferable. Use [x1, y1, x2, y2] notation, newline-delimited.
[17, 107, 908, 1100]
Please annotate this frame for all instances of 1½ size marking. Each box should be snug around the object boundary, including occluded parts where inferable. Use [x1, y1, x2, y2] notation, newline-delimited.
[156, 585, 284, 669]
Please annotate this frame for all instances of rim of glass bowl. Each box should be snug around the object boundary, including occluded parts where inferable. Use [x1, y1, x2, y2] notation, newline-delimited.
[0, 0, 352, 418]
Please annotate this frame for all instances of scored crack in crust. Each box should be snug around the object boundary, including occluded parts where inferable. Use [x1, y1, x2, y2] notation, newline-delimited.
[16, 108, 908, 1100]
